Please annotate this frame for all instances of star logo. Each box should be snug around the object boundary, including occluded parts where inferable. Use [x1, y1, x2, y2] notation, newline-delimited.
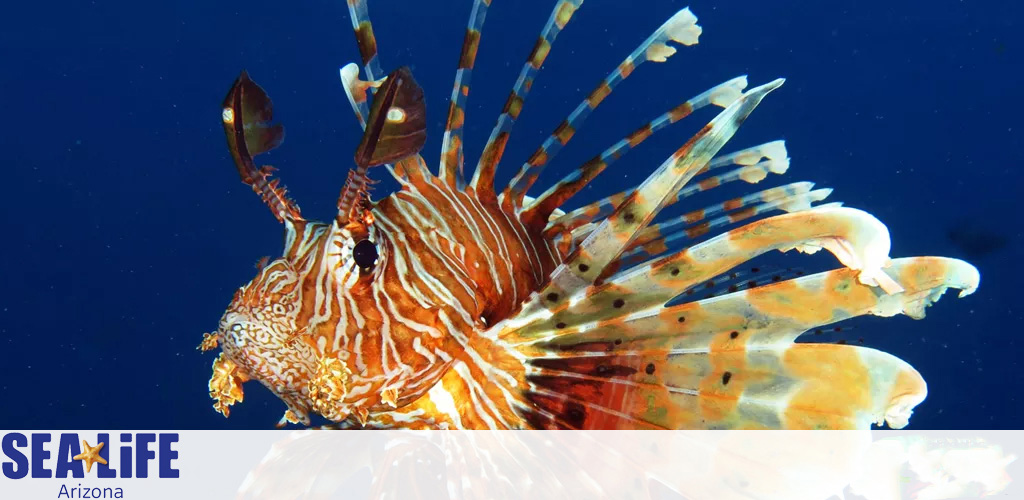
[73, 440, 107, 473]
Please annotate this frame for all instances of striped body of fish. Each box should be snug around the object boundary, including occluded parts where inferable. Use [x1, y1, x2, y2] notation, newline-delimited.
[200, 1, 979, 429]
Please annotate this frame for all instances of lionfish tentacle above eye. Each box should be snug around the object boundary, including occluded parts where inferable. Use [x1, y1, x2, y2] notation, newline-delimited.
[470, 0, 585, 203]
[438, 0, 492, 189]
[502, 8, 703, 211]
[339, 66, 428, 225]
[520, 76, 748, 228]
[220, 71, 302, 224]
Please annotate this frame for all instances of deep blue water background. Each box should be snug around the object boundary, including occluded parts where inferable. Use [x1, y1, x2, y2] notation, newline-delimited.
[1, 0, 1020, 429]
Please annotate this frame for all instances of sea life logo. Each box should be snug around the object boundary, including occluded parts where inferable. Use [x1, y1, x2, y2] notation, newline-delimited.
[1, 432, 179, 498]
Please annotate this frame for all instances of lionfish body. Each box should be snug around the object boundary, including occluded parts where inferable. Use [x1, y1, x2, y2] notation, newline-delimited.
[202, 1, 980, 430]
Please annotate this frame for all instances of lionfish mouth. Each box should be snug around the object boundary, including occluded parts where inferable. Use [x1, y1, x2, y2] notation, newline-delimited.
[200, 319, 317, 426]
[206, 347, 316, 427]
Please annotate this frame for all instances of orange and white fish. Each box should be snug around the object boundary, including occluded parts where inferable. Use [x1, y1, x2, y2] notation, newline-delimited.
[200, 0, 979, 429]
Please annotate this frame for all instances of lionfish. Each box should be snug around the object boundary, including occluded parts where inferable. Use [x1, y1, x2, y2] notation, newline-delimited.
[200, 0, 979, 430]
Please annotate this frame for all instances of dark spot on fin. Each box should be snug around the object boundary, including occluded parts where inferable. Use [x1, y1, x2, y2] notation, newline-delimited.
[563, 402, 587, 428]
[531, 357, 639, 378]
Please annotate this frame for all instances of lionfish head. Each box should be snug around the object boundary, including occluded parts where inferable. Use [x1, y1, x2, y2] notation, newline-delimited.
[205, 54, 429, 426]
[202, 258, 318, 426]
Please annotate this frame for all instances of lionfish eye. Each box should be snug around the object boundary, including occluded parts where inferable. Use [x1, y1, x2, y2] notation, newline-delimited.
[352, 239, 378, 270]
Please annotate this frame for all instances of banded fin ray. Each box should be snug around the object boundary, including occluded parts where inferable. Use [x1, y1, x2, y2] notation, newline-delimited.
[668, 265, 809, 304]
[340, 0, 432, 184]
[536, 78, 787, 303]
[608, 184, 834, 272]
[439, 0, 492, 188]
[520, 76, 748, 228]
[547, 141, 790, 236]
[507, 204, 893, 340]
[340, 0, 386, 128]
[471, 0, 585, 203]
[502, 7, 704, 210]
